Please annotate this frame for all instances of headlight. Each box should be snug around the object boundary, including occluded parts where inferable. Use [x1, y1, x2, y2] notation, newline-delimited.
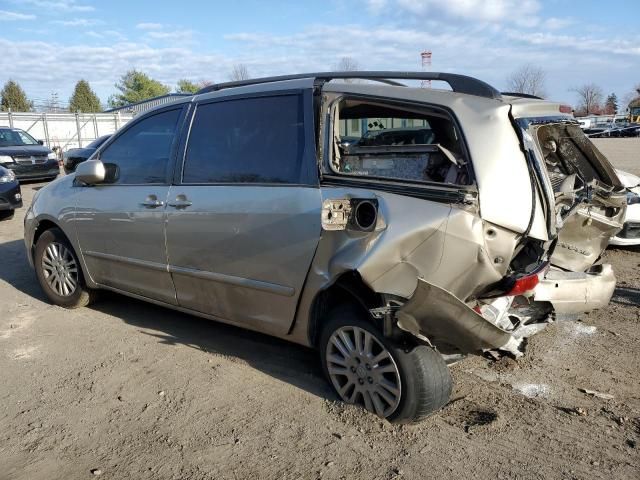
[0, 169, 16, 183]
[0, 155, 14, 163]
[47, 152, 57, 160]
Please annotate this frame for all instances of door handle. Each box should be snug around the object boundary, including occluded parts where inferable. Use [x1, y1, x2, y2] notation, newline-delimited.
[141, 197, 165, 208]
[168, 194, 192, 209]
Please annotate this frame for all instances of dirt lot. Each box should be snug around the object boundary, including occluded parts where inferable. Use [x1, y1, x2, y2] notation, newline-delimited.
[1, 141, 639, 479]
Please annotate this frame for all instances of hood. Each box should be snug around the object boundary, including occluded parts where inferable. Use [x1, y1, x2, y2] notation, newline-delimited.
[0, 145, 52, 157]
[615, 169, 640, 189]
[64, 147, 96, 158]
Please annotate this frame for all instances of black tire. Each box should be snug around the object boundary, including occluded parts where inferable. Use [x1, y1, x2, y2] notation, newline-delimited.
[319, 306, 452, 424]
[34, 227, 96, 308]
[0, 209, 15, 220]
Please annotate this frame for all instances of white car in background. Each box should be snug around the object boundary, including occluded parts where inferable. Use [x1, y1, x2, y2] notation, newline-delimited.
[610, 169, 640, 246]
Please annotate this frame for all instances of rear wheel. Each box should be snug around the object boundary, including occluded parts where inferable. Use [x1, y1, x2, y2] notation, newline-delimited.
[319, 306, 452, 423]
[34, 228, 95, 308]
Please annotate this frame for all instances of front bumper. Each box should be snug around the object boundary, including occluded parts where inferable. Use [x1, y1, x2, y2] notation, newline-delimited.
[1, 160, 60, 181]
[0, 182, 22, 211]
[533, 264, 616, 314]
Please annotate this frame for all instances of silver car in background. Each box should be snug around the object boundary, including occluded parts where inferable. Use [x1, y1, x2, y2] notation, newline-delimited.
[24, 72, 626, 423]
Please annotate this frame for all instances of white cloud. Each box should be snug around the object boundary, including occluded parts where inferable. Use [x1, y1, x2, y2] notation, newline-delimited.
[506, 30, 640, 56]
[366, 0, 387, 13]
[146, 29, 195, 43]
[136, 22, 163, 30]
[0, 37, 225, 101]
[544, 17, 575, 30]
[17, 0, 94, 12]
[367, 0, 541, 26]
[0, 10, 36, 21]
[51, 18, 99, 27]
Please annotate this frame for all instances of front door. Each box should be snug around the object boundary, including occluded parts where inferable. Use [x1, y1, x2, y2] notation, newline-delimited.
[165, 92, 321, 335]
[74, 107, 185, 305]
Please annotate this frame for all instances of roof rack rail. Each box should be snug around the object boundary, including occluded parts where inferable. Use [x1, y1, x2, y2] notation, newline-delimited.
[501, 92, 543, 100]
[196, 71, 502, 100]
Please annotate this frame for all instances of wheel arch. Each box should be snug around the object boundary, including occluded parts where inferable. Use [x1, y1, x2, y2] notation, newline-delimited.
[31, 216, 96, 288]
[307, 271, 384, 348]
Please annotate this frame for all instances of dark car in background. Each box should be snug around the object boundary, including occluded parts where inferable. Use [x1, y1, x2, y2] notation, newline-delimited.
[0, 165, 22, 220]
[63, 135, 111, 174]
[0, 127, 59, 182]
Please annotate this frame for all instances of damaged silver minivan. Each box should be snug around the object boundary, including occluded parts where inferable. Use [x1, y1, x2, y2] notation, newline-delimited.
[24, 72, 626, 423]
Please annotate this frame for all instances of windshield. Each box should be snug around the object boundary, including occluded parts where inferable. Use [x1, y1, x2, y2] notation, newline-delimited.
[0, 128, 39, 147]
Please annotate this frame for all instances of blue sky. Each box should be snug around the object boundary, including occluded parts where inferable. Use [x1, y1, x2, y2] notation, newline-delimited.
[1, 0, 639, 109]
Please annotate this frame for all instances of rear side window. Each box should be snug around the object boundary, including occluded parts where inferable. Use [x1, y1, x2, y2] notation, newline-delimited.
[331, 98, 471, 186]
[99, 108, 181, 185]
[182, 95, 304, 184]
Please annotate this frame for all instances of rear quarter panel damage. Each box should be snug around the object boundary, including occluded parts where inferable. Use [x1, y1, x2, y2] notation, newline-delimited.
[289, 186, 522, 350]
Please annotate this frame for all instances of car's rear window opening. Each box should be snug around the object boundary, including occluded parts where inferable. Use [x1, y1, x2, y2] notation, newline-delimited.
[330, 98, 471, 185]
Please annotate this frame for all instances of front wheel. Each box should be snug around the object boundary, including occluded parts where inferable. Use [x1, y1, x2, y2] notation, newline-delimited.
[0, 210, 15, 221]
[319, 307, 452, 423]
[34, 227, 95, 308]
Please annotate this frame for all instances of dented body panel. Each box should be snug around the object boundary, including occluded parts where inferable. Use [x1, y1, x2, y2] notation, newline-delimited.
[534, 265, 616, 314]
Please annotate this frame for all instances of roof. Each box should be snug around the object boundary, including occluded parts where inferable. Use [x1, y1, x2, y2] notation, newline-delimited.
[104, 93, 192, 114]
[195, 71, 503, 100]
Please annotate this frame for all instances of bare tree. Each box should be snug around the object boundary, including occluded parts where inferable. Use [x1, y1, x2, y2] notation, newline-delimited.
[624, 83, 640, 109]
[334, 56, 361, 83]
[571, 83, 604, 115]
[505, 64, 547, 98]
[229, 64, 250, 82]
[335, 56, 360, 72]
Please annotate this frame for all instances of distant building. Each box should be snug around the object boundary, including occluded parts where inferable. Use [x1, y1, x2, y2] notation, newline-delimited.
[104, 93, 191, 115]
[630, 97, 640, 121]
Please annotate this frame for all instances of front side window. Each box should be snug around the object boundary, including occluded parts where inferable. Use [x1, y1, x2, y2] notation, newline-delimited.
[332, 99, 471, 186]
[99, 108, 181, 184]
[182, 94, 305, 184]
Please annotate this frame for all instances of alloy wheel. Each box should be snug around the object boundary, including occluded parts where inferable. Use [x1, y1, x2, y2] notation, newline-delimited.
[326, 325, 401, 417]
[41, 242, 78, 297]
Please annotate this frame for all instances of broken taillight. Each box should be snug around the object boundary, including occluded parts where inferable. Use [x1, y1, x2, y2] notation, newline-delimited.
[506, 272, 540, 296]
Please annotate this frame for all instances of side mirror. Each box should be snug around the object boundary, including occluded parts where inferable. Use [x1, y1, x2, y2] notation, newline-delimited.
[38, 140, 44, 145]
[76, 159, 105, 185]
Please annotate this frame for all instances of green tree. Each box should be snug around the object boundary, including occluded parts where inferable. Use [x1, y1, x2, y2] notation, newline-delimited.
[108, 70, 170, 108]
[0, 80, 33, 112]
[175, 79, 201, 94]
[604, 93, 618, 115]
[69, 80, 102, 113]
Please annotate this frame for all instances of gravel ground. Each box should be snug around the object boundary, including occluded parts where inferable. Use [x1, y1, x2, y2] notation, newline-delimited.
[591, 138, 640, 176]
[1, 142, 639, 479]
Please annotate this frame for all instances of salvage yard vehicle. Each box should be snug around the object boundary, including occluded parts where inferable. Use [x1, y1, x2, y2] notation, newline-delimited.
[62, 135, 111, 174]
[0, 165, 22, 220]
[0, 127, 59, 182]
[24, 72, 627, 423]
[609, 169, 640, 246]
